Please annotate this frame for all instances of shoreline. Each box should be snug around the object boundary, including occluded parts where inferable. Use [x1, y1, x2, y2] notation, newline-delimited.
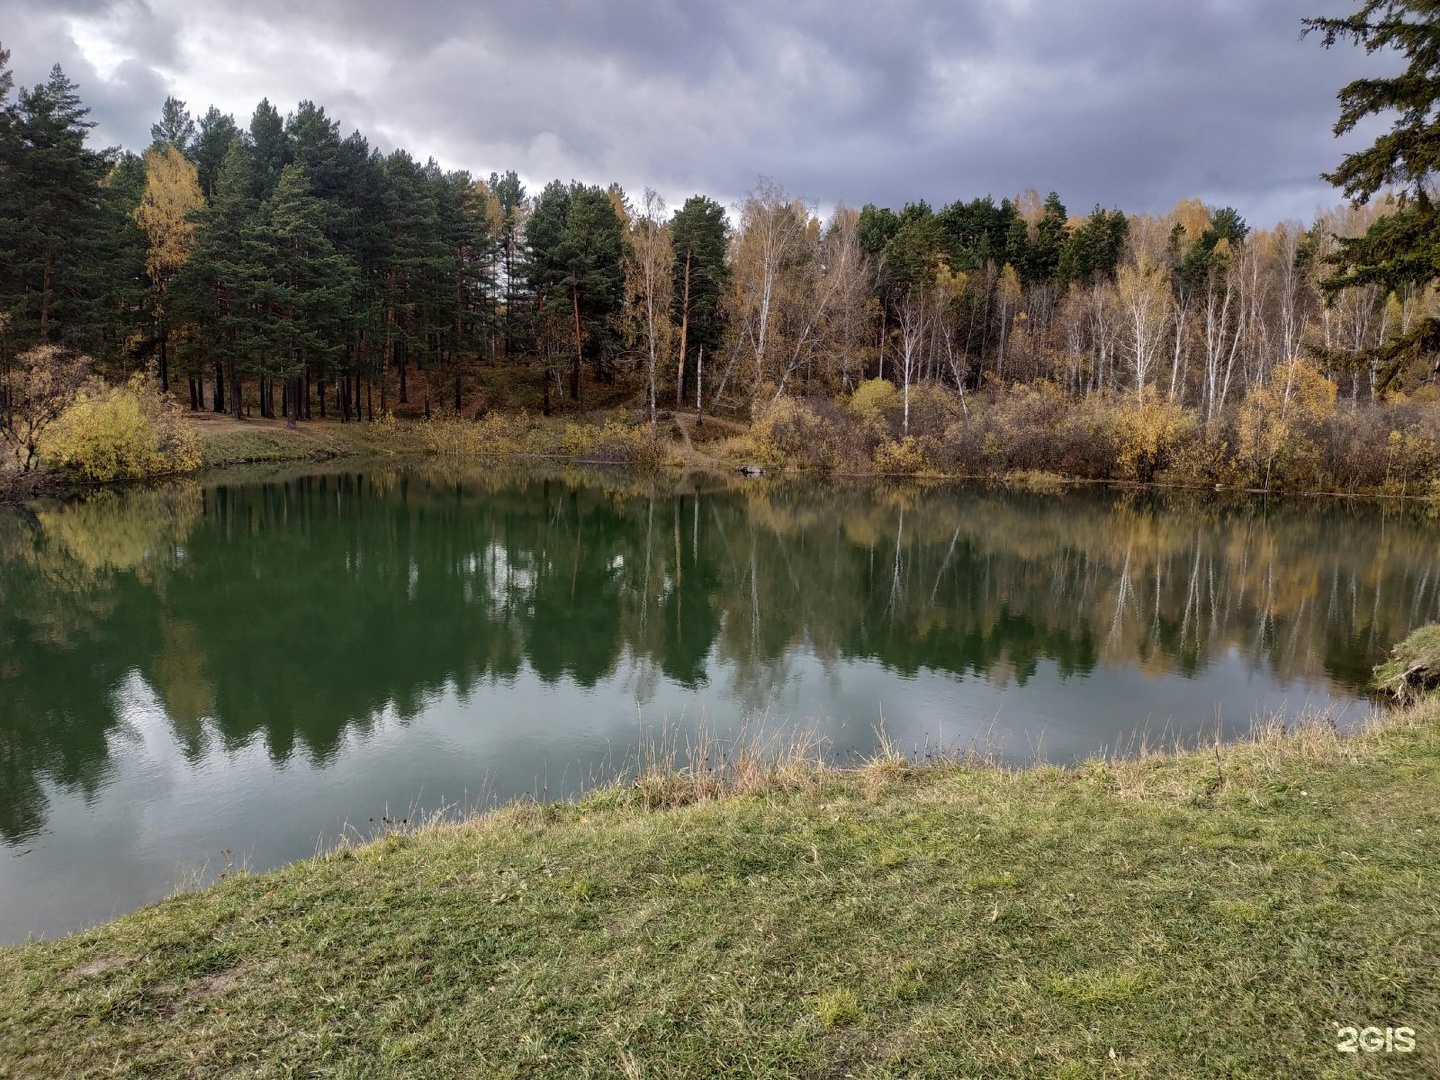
[3, 695, 1436, 1076]
[8, 411, 1440, 508]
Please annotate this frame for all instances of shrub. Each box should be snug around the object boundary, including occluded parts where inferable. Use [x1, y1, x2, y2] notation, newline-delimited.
[1380, 428, 1440, 496]
[746, 397, 860, 470]
[1106, 393, 1194, 483]
[846, 378, 900, 437]
[1, 345, 90, 472]
[1235, 359, 1336, 491]
[42, 375, 200, 481]
[1005, 469, 1067, 492]
[422, 411, 536, 456]
[903, 382, 967, 437]
[933, 382, 1075, 477]
[558, 420, 663, 468]
[873, 435, 935, 475]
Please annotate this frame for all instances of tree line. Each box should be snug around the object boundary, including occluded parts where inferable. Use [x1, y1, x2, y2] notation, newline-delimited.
[1, 40, 1436, 451]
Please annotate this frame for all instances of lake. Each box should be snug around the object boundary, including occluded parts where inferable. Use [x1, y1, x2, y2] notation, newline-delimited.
[2, 460, 1436, 943]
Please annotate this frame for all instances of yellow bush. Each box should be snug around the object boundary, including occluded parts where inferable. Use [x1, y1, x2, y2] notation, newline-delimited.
[1410, 384, 1440, 405]
[903, 383, 966, 435]
[421, 415, 479, 455]
[1236, 359, 1336, 490]
[422, 411, 536, 456]
[1380, 428, 1440, 496]
[847, 378, 899, 425]
[1107, 393, 1194, 483]
[42, 375, 201, 481]
[1005, 469, 1066, 491]
[560, 419, 663, 468]
[746, 397, 852, 470]
[424, 411, 658, 468]
[559, 423, 599, 457]
[872, 435, 933, 475]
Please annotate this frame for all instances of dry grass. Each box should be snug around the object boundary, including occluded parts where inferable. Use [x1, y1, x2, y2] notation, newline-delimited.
[1374, 623, 1440, 702]
[4, 699, 1437, 1078]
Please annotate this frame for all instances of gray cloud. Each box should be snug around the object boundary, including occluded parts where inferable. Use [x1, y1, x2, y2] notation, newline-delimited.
[0, 0, 1388, 227]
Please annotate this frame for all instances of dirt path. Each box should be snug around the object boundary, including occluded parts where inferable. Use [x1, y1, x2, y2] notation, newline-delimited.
[670, 413, 748, 471]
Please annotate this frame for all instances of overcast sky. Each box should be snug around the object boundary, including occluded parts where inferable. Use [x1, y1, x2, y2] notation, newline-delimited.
[1, 0, 1396, 228]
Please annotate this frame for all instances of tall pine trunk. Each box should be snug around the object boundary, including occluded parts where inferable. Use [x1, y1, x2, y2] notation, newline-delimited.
[570, 284, 583, 403]
[397, 338, 408, 404]
[676, 252, 691, 409]
[157, 314, 169, 393]
[38, 244, 52, 343]
[228, 357, 242, 420]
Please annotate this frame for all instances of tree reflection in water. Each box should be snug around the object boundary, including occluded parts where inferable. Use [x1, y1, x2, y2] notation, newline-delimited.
[2, 463, 1438, 847]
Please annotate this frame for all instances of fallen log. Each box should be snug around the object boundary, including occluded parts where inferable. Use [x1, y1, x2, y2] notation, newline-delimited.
[1374, 624, 1440, 701]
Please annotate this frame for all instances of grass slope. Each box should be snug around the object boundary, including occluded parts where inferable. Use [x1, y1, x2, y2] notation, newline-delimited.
[193, 416, 429, 469]
[2, 704, 1438, 1079]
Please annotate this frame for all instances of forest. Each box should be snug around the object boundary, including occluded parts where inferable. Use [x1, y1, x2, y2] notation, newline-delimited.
[2, 40, 1440, 493]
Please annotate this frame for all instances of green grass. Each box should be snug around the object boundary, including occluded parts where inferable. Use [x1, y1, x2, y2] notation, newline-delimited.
[196, 422, 429, 469]
[3, 703, 1439, 1078]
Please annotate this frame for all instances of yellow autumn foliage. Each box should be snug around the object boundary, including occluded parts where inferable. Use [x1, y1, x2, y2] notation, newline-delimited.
[1108, 392, 1194, 483]
[873, 435, 934, 475]
[42, 375, 201, 481]
[1235, 359, 1337, 491]
[558, 419, 663, 468]
[134, 146, 204, 284]
[744, 398, 844, 469]
[846, 378, 900, 440]
[422, 411, 538, 456]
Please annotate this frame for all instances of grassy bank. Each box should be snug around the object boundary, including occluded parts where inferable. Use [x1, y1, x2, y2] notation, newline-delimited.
[188, 409, 742, 474]
[2, 701, 1437, 1078]
[193, 414, 431, 468]
[178, 396, 1440, 504]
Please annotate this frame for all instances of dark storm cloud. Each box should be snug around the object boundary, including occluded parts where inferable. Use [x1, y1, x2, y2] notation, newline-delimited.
[4, 0, 175, 149]
[1, 0, 1386, 226]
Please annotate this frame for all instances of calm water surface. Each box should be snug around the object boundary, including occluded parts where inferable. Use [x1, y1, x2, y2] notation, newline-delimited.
[2, 461, 1437, 943]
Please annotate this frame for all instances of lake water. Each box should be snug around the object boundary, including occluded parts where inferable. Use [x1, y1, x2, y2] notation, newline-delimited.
[2, 461, 1437, 943]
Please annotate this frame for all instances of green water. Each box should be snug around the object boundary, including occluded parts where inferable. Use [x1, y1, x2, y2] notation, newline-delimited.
[1, 460, 1435, 943]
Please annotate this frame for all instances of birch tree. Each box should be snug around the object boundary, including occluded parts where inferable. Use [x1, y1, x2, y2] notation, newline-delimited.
[623, 188, 674, 430]
[1116, 257, 1173, 403]
[893, 285, 926, 435]
[728, 179, 810, 410]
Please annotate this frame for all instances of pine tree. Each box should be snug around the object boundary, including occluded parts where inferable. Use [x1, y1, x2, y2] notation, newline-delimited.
[248, 98, 290, 200]
[524, 181, 625, 407]
[334, 137, 389, 420]
[150, 96, 196, 153]
[1032, 192, 1070, 283]
[669, 195, 728, 407]
[379, 151, 448, 406]
[488, 170, 528, 358]
[248, 164, 356, 423]
[173, 142, 262, 416]
[433, 170, 495, 412]
[191, 107, 241, 203]
[857, 204, 901, 256]
[4, 65, 114, 350]
[1305, 1, 1440, 388]
[0, 45, 18, 356]
[87, 151, 151, 373]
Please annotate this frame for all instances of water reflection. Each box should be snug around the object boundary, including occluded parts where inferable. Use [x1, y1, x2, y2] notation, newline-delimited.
[1, 464, 1437, 858]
